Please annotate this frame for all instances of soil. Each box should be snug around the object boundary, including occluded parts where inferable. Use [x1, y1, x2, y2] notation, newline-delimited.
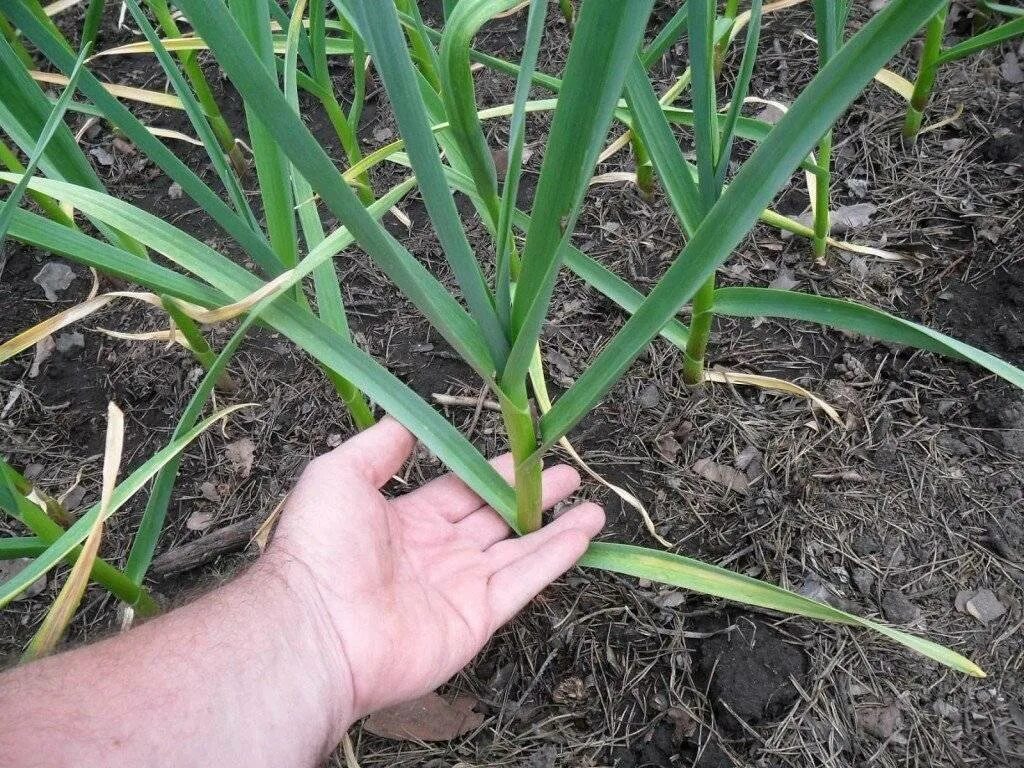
[3, 2, 1024, 767]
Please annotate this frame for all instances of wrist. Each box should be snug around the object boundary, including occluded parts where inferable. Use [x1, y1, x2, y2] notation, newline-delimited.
[245, 549, 357, 752]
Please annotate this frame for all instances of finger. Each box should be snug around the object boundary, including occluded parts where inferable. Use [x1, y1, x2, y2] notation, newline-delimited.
[453, 507, 510, 549]
[398, 460, 582, 523]
[485, 501, 604, 570]
[309, 416, 416, 488]
[486, 503, 605, 627]
[395, 453, 514, 520]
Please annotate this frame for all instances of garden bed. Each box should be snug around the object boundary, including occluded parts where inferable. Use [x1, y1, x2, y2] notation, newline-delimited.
[1, 2, 1023, 766]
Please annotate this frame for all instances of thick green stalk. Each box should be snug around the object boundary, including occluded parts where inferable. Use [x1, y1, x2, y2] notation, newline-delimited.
[812, 129, 831, 260]
[500, 386, 542, 534]
[631, 132, 655, 198]
[681, 274, 714, 384]
[393, 0, 442, 92]
[144, 0, 245, 175]
[903, 6, 948, 140]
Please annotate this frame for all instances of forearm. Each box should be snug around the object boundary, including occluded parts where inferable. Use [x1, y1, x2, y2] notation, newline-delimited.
[0, 554, 352, 768]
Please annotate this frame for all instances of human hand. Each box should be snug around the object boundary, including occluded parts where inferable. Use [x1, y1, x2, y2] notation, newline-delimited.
[265, 417, 604, 731]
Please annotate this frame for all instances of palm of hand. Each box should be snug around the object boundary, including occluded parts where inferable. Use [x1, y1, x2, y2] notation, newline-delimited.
[272, 419, 603, 718]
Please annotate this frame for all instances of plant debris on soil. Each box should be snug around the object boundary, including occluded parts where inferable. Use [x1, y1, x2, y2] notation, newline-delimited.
[2, 2, 1023, 767]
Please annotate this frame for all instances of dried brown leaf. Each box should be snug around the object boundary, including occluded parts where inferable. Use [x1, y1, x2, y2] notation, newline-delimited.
[363, 692, 483, 742]
[692, 458, 749, 494]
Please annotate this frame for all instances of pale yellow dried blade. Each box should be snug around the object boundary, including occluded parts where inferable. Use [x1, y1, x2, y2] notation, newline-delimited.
[589, 170, 637, 187]
[920, 103, 965, 136]
[43, 0, 85, 17]
[186, 269, 296, 323]
[873, 68, 914, 101]
[23, 402, 125, 660]
[30, 71, 184, 110]
[94, 327, 195, 350]
[703, 368, 844, 427]
[0, 291, 162, 363]
[147, 126, 204, 146]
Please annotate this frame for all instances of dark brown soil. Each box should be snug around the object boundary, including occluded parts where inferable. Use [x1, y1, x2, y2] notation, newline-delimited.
[2, 2, 1024, 767]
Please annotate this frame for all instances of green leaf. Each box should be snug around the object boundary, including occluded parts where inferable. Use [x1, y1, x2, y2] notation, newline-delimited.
[715, 0, 762, 187]
[283, 0, 373, 427]
[688, 0, 719, 209]
[346, 0, 508, 366]
[4, 2, 283, 275]
[712, 287, 1024, 388]
[538, 0, 950, 450]
[640, 2, 689, 68]
[121, 0, 258, 234]
[174, 0, 497, 380]
[0, 537, 47, 560]
[581, 542, 985, 677]
[0, 34, 143, 257]
[623, 59, 703, 236]
[495, 0, 547, 324]
[504, 0, 655, 387]
[936, 16, 1024, 64]
[439, 0, 516, 221]
[231, 0, 297, 271]
[0, 44, 89, 248]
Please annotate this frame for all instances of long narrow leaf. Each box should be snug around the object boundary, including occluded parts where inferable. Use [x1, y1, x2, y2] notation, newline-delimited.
[232, 0, 297, 270]
[0, 44, 89, 250]
[936, 16, 1024, 64]
[713, 287, 1024, 387]
[538, 0, 949, 449]
[173, 0, 497, 380]
[504, 0, 655, 386]
[346, 0, 508, 366]
[121, 0, 258, 232]
[581, 542, 984, 677]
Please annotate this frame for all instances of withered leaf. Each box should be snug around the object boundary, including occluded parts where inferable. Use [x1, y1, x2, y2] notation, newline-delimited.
[692, 458, 749, 494]
[363, 692, 483, 742]
[224, 437, 256, 478]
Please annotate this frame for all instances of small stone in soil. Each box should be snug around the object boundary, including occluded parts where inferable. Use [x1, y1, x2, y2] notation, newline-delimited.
[33, 262, 76, 302]
[852, 568, 875, 595]
[881, 590, 920, 624]
[964, 589, 1007, 625]
[55, 331, 84, 354]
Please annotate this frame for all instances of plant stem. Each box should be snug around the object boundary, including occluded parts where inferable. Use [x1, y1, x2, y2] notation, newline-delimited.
[714, 0, 742, 76]
[631, 132, 655, 198]
[144, 0, 246, 176]
[500, 385, 542, 534]
[681, 274, 715, 384]
[903, 5, 948, 140]
[559, 0, 574, 31]
[812, 129, 831, 261]
[316, 68, 374, 205]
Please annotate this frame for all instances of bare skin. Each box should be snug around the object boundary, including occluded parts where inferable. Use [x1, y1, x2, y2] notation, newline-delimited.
[0, 418, 605, 767]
